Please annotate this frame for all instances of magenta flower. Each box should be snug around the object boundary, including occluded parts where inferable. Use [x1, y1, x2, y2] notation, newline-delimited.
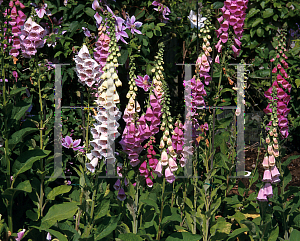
[15, 229, 25, 241]
[135, 75, 151, 91]
[126, 15, 142, 35]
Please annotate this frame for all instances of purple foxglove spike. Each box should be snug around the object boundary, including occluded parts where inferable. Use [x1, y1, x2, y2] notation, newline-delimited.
[271, 175, 281, 184]
[270, 166, 280, 178]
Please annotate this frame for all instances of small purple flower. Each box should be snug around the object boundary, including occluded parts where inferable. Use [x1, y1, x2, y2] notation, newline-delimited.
[15, 229, 25, 241]
[30, 3, 51, 18]
[62, 136, 84, 151]
[126, 15, 142, 35]
[82, 27, 91, 37]
[135, 75, 151, 91]
[46, 232, 51, 241]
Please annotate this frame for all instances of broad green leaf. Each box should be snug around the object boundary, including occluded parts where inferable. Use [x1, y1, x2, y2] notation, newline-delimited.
[252, 18, 262, 27]
[263, 8, 274, 18]
[47, 185, 72, 200]
[95, 215, 120, 240]
[213, 2, 224, 9]
[162, 212, 182, 226]
[134, 8, 145, 20]
[118, 49, 128, 65]
[85, 7, 95, 17]
[8, 127, 37, 145]
[12, 95, 32, 121]
[69, 21, 79, 33]
[73, 4, 84, 15]
[146, 31, 153, 38]
[118, 233, 143, 241]
[268, 226, 279, 241]
[257, 28, 264, 37]
[94, 199, 110, 220]
[295, 79, 300, 88]
[227, 227, 248, 239]
[210, 217, 231, 235]
[165, 232, 202, 241]
[26, 210, 39, 221]
[41, 202, 78, 229]
[293, 214, 300, 228]
[140, 199, 160, 214]
[31, 226, 68, 241]
[9, 87, 28, 97]
[12, 149, 51, 177]
[282, 155, 300, 167]
[290, 47, 300, 56]
[3, 180, 32, 198]
[247, 8, 260, 18]
[290, 229, 300, 241]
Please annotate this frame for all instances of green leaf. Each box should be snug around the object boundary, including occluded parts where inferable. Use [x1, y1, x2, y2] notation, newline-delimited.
[31, 226, 68, 241]
[257, 28, 264, 37]
[16, 180, 32, 193]
[227, 227, 248, 239]
[247, 8, 260, 18]
[95, 215, 120, 240]
[73, 4, 84, 15]
[41, 202, 78, 229]
[134, 8, 145, 20]
[47, 185, 72, 200]
[69, 21, 79, 33]
[85, 7, 96, 17]
[94, 199, 110, 220]
[295, 79, 300, 88]
[12, 95, 32, 121]
[165, 232, 202, 241]
[118, 233, 143, 241]
[268, 226, 279, 241]
[263, 8, 274, 18]
[213, 2, 224, 9]
[12, 149, 51, 178]
[146, 31, 153, 38]
[8, 127, 37, 145]
[162, 212, 181, 226]
[290, 47, 300, 56]
[143, 38, 148, 46]
[252, 18, 263, 27]
[293, 214, 300, 228]
[290, 229, 300, 241]
[140, 199, 160, 214]
[282, 155, 300, 167]
[118, 49, 128, 65]
[9, 87, 28, 97]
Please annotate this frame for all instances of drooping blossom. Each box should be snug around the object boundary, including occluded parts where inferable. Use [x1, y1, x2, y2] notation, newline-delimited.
[15, 229, 25, 241]
[152, 1, 171, 23]
[30, 3, 51, 18]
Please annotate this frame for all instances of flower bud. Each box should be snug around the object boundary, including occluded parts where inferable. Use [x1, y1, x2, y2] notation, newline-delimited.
[163, 135, 168, 142]
[266, 136, 270, 144]
[273, 138, 278, 144]
[167, 137, 172, 146]
[159, 139, 165, 149]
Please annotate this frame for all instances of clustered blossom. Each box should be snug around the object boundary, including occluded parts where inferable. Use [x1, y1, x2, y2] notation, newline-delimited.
[5, 2, 26, 58]
[196, 54, 212, 85]
[74, 44, 102, 88]
[125, 15, 142, 35]
[135, 75, 151, 91]
[215, 0, 248, 57]
[152, 1, 171, 23]
[265, 30, 291, 138]
[19, 17, 46, 58]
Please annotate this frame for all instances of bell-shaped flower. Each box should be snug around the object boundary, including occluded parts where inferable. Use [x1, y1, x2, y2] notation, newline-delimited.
[168, 157, 178, 172]
[86, 157, 99, 173]
[262, 169, 272, 182]
[262, 156, 269, 169]
[263, 183, 273, 198]
[187, 10, 207, 29]
[113, 179, 121, 190]
[146, 177, 153, 187]
[160, 150, 168, 166]
[271, 175, 281, 184]
[165, 167, 176, 183]
[257, 188, 268, 202]
[130, 158, 140, 167]
[268, 155, 275, 166]
[154, 161, 163, 177]
[139, 161, 148, 174]
[117, 187, 126, 201]
[270, 166, 280, 178]
[149, 158, 158, 169]
[145, 107, 154, 121]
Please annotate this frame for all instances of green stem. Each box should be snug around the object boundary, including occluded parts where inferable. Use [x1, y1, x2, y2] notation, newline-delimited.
[37, 61, 45, 219]
[133, 179, 139, 234]
[193, 148, 198, 234]
[156, 178, 166, 240]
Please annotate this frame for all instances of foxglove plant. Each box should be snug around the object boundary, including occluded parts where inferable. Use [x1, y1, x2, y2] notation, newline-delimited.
[215, 0, 248, 58]
[20, 17, 46, 58]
